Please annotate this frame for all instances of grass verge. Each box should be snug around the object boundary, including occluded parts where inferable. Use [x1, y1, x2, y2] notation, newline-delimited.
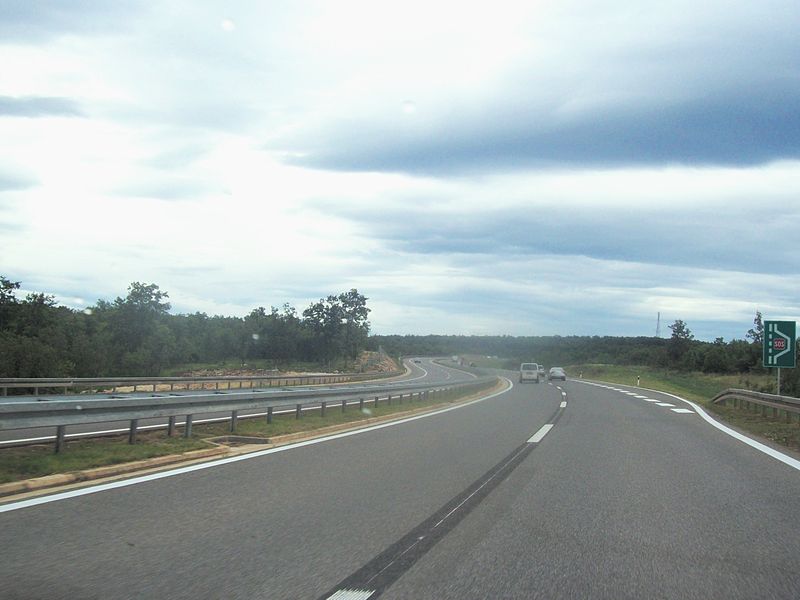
[0, 434, 210, 484]
[0, 380, 501, 485]
[571, 364, 800, 454]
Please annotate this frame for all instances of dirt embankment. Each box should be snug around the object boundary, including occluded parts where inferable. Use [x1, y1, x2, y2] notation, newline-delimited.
[176, 351, 399, 379]
[103, 353, 399, 394]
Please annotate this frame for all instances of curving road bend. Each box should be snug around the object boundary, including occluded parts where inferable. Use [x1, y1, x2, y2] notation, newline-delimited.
[1, 364, 799, 599]
[0, 358, 472, 447]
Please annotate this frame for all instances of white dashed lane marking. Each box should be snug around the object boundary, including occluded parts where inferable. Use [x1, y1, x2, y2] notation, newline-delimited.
[528, 424, 554, 443]
[580, 380, 696, 416]
[327, 589, 374, 600]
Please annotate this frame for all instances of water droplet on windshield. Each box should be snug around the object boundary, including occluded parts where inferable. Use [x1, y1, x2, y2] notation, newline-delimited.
[401, 100, 416, 114]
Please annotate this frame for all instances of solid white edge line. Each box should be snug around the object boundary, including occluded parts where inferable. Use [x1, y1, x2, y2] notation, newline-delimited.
[528, 424, 554, 444]
[576, 380, 800, 472]
[0, 379, 515, 513]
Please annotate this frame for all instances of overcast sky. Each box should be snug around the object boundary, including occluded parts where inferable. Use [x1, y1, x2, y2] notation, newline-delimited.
[1, 0, 799, 341]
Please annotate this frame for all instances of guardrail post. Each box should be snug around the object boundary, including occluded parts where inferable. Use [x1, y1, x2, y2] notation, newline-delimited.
[34, 386, 39, 395]
[55, 425, 66, 454]
[230, 410, 238, 432]
[184, 415, 193, 437]
[167, 416, 176, 437]
[129, 419, 138, 444]
[321, 401, 327, 417]
[375, 396, 379, 408]
[388, 394, 392, 406]
[267, 406, 273, 424]
[296, 404, 302, 419]
[359, 397, 365, 411]
[341, 398, 347, 413]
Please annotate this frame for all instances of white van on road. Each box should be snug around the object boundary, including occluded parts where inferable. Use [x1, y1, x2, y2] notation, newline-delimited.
[519, 363, 541, 383]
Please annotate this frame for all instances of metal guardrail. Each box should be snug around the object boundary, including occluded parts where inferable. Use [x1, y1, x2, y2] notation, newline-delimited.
[0, 376, 499, 453]
[712, 388, 800, 422]
[0, 370, 405, 396]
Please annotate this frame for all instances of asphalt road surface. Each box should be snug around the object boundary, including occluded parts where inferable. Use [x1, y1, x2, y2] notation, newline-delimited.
[2, 364, 799, 599]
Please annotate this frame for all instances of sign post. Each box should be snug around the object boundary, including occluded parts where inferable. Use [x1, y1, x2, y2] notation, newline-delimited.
[763, 320, 797, 395]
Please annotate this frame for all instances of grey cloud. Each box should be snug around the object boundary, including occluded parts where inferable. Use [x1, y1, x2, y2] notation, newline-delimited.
[113, 178, 222, 201]
[0, 221, 26, 234]
[273, 3, 800, 175]
[0, 96, 84, 118]
[141, 146, 209, 170]
[281, 82, 800, 175]
[315, 201, 800, 276]
[0, 1, 145, 42]
[0, 170, 37, 192]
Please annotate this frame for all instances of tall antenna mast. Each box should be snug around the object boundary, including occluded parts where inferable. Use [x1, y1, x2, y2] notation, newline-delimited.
[656, 312, 661, 337]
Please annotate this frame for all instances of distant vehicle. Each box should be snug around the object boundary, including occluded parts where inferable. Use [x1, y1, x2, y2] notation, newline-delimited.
[538, 365, 546, 378]
[519, 362, 540, 383]
[413, 359, 421, 363]
[548, 367, 567, 381]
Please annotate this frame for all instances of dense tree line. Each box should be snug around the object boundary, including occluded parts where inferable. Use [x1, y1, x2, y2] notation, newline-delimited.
[0, 277, 370, 377]
[2, 275, 796, 396]
[368, 312, 799, 396]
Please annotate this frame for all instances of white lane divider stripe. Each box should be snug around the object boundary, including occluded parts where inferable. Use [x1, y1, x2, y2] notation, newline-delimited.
[655, 403, 675, 407]
[327, 589, 374, 600]
[644, 399, 660, 402]
[672, 408, 694, 414]
[528, 424, 554, 444]
[560, 401, 567, 408]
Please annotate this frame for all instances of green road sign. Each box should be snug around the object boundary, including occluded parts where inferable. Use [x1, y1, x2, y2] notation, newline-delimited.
[763, 320, 796, 368]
